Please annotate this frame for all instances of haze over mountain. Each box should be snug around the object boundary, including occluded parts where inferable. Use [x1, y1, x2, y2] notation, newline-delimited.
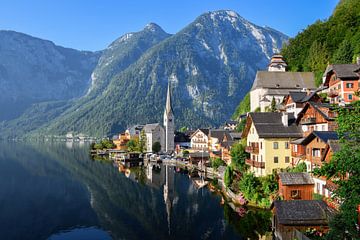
[0, 10, 288, 138]
[0, 31, 101, 121]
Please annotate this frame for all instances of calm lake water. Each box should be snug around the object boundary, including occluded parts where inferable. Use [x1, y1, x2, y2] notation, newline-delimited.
[0, 141, 271, 240]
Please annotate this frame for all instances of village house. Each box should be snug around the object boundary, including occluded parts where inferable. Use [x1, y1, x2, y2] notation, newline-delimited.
[223, 120, 238, 130]
[190, 129, 209, 152]
[282, 91, 321, 118]
[242, 112, 303, 176]
[113, 132, 131, 150]
[271, 200, 336, 240]
[300, 131, 338, 197]
[296, 102, 338, 136]
[208, 129, 231, 158]
[278, 172, 314, 200]
[323, 60, 360, 104]
[250, 54, 316, 112]
[125, 124, 144, 138]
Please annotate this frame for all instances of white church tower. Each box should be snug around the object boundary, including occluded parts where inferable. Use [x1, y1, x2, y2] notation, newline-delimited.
[163, 83, 175, 153]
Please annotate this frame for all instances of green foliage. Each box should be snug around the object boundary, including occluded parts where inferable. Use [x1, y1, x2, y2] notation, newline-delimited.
[235, 118, 246, 133]
[224, 166, 233, 187]
[126, 139, 138, 152]
[287, 162, 307, 173]
[179, 126, 188, 133]
[313, 101, 360, 239]
[238, 172, 262, 203]
[138, 130, 146, 153]
[270, 97, 276, 112]
[230, 141, 249, 172]
[313, 193, 324, 201]
[282, 0, 360, 86]
[152, 141, 161, 153]
[232, 93, 250, 120]
[93, 139, 116, 150]
[211, 157, 224, 170]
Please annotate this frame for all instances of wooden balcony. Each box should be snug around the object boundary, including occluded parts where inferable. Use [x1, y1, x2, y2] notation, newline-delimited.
[245, 159, 265, 169]
[300, 117, 316, 125]
[245, 143, 259, 154]
[328, 90, 339, 98]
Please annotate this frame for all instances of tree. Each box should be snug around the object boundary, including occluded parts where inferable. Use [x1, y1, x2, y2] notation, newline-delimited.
[230, 141, 249, 172]
[152, 141, 161, 153]
[238, 172, 262, 203]
[332, 39, 354, 64]
[287, 162, 307, 173]
[179, 126, 188, 133]
[224, 166, 233, 187]
[314, 101, 360, 239]
[126, 139, 138, 152]
[211, 157, 224, 170]
[270, 97, 276, 112]
[232, 93, 250, 120]
[138, 130, 146, 153]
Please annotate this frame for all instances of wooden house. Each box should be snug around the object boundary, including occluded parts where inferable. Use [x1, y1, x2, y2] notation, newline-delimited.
[283, 91, 321, 118]
[272, 200, 336, 240]
[323, 62, 360, 104]
[278, 172, 314, 200]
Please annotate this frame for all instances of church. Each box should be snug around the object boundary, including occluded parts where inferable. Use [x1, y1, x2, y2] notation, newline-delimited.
[143, 83, 175, 153]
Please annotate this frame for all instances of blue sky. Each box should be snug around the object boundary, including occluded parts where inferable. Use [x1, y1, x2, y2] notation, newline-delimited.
[0, 0, 339, 51]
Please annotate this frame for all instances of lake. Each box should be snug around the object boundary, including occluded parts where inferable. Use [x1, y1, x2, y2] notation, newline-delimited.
[0, 141, 271, 240]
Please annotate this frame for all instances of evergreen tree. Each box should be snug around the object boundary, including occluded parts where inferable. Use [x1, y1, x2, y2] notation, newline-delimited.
[152, 142, 161, 153]
[270, 97, 276, 112]
[332, 39, 354, 64]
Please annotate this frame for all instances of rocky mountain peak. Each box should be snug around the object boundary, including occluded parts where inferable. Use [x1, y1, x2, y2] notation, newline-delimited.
[144, 22, 165, 33]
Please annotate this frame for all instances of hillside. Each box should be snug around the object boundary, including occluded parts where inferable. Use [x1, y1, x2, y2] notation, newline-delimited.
[30, 10, 287, 138]
[281, 0, 360, 86]
[0, 31, 100, 121]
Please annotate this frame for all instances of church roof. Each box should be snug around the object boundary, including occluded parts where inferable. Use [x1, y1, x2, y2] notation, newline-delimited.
[251, 71, 315, 91]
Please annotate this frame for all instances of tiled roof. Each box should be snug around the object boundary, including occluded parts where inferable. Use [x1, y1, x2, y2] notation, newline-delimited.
[273, 200, 336, 226]
[279, 172, 314, 185]
[301, 131, 338, 145]
[209, 129, 228, 140]
[249, 112, 303, 138]
[143, 123, 161, 132]
[328, 139, 341, 153]
[324, 64, 360, 79]
[251, 71, 315, 90]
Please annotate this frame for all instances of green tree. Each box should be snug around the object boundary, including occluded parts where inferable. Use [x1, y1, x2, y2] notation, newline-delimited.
[306, 40, 329, 86]
[224, 166, 233, 187]
[138, 130, 146, 153]
[211, 157, 224, 170]
[232, 93, 250, 120]
[314, 101, 360, 239]
[230, 141, 249, 172]
[238, 172, 262, 203]
[270, 97, 276, 112]
[287, 162, 307, 173]
[332, 39, 354, 64]
[127, 139, 138, 152]
[152, 141, 161, 153]
[179, 126, 188, 133]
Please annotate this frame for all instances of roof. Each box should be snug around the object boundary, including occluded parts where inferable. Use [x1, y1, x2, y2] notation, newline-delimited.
[301, 131, 338, 145]
[209, 129, 228, 141]
[245, 112, 303, 138]
[279, 172, 314, 185]
[229, 132, 242, 140]
[328, 139, 341, 153]
[324, 64, 360, 80]
[296, 102, 336, 124]
[273, 200, 336, 226]
[189, 152, 210, 158]
[221, 141, 234, 148]
[190, 128, 209, 138]
[286, 91, 320, 104]
[143, 123, 161, 133]
[251, 71, 315, 91]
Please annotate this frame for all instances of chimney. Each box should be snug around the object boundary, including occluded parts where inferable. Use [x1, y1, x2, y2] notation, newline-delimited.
[282, 112, 289, 127]
[357, 56, 360, 65]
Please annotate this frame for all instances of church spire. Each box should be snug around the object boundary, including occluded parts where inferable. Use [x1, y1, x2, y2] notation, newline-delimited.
[165, 82, 173, 115]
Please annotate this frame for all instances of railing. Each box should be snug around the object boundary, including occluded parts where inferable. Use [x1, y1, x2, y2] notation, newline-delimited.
[245, 143, 259, 154]
[300, 117, 316, 125]
[245, 159, 265, 169]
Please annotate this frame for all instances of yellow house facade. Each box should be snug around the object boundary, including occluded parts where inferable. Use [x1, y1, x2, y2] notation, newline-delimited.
[243, 112, 303, 177]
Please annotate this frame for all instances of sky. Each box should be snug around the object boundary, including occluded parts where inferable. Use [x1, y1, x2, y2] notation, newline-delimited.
[0, 0, 339, 51]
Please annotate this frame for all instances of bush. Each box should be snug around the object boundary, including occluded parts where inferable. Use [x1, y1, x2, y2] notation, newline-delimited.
[224, 166, 233, 187]
[211, 157, 224, 170]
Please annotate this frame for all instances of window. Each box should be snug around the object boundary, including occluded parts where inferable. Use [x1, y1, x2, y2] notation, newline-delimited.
[291, 190, 301, 199]
[273, 142, 279, 149]
[274, 156, 278, 163]
[260, 142, 262, 149]
[294, 144, 298, 152]
[346, 83, 354, 88]
[285, 142, 289, 149]
[285, 156, 290, 163]
[261, 155, 263, 161]
[349, 94, 353, 100]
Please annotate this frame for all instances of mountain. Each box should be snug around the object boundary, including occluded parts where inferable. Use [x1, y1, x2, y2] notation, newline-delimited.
[28, 10, 288, 138]
[0, 30, 101, 121]
[282, 0, 360, 86]
[1, 10, 288, 138]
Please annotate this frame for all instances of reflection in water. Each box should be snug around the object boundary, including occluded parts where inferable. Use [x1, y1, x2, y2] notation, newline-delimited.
[0, 141, 270, 240]
[48, 227, 112, 240]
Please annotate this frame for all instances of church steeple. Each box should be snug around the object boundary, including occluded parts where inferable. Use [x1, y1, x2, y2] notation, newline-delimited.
[165, 82, 173, 115]
[163, 82, 175, 153]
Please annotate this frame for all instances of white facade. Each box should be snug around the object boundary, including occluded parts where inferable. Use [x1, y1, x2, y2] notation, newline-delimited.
[190, 129, 209, 151]
[144, 124, 165, 153]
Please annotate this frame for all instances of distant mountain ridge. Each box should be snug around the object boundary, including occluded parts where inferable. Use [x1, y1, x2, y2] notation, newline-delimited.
[0, 30, 101, 121]
[0, 10, 288, 138]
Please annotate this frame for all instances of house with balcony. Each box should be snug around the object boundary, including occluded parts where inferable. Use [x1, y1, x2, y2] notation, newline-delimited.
[300, 131, 338, 198]
[190, 129, 209, 152]
[282, 91, 321, 118]
[278, 172, 314, 200]
[242, 112, 303, 176]
[323, 60, 360, 104]
[296, 102, 338, 135]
